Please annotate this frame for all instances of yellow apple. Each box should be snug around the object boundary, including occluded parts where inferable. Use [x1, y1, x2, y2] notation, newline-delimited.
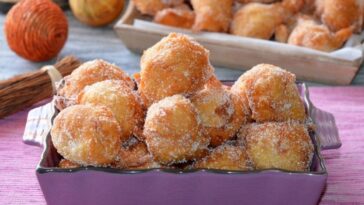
[70, 0, 124, 26]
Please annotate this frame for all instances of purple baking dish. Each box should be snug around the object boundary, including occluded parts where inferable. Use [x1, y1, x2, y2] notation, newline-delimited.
[23, 82, 341, 205]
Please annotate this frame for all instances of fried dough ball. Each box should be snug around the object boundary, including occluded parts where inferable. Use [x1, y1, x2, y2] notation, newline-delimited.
[281, 0, 305, 14]
[140, 33, 213, 106]
[77, 80, 144, 140]
[236, 0, 278, 3]
[154, 6, 195, 29]
[191, 0, 234, 32]
[194, 143, 251, 171]
[191, 86, 248, 147]
[51, 105, 122, 166]
[231, 64, 306, 122]
[144, 95, 209, 165]
[114, 137, 160, 169]
[56, 59, 134, 110]
[288, 17, 353, 52]
[318, 0, 361, 33]
[230, 3, 284, 40]
[58, 159, 80, 168]
[238, 121, 314, 171]
[133, 0, 184, 16]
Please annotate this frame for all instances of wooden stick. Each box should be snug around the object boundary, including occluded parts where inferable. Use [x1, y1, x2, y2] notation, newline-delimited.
[0, 56, 81, 119]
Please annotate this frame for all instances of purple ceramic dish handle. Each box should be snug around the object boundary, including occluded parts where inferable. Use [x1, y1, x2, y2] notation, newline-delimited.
[22, 100, 56, 147]
[303, 84, 342, 150]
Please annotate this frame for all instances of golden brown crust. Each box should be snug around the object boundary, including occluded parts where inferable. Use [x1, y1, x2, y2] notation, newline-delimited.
[319, 0, 361, 32]
[114, 137, 160, 169]
[56, 59, 134, 110]
[204, 74, 223, 89]
[301, 0, 316, 14]
[77, 80, 144, 140]
[140, 33, 213, 106]
[191, 86, 248, 147]
[133, 0, 184, 16]
[191, 0, 233, 32]
[194, 143, 252, 171]
[275, 24, 289, 43]
[51, 105, 122, 166]
[154, 6, 195, 29]
[238, 121, 314, 171]
[281, 0, 305, 14]
[230, 73, 253, 122]
[58, 159, 80, 168]
[232, 64, 306, 122]
[288, 16, 353, 52]
[236, 0, 278, 3]
[230, 3, 284, 40]
[143, 95, 209, 165]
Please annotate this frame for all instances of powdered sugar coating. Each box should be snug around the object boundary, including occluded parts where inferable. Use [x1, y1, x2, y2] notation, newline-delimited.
[56, 59, 134, 110]
[140, 33, 214, 107]
[51, 105, 122, 167]
[144, 95, 209, 165]
[238, 121, 314, 171]
[77, 80, 144, 141]
[232, 64, 306, 122]
[191, 85, 248, 147]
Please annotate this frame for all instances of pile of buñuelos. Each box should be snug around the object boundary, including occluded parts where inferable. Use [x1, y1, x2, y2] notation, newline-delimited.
[133, 0, 363, 52]
[52, 32, 313, 172]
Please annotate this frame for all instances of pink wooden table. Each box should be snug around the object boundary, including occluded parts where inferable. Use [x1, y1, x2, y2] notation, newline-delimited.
[0, 87, 363, 204]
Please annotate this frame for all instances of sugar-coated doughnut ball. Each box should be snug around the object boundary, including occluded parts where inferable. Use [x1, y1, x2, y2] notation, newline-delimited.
[238, 121, 314, 171]
[56, 59, 134, 110]
[144, 95, 209, 165]
[77, 80, 144, 140]
[194, 143, 251, 171]
[140, 33, 214, 107]
[231, 64, 306, 122]
[191, 86, 248, 147]
[114, 137, 159, 169]
[51, 105, 122, 166]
